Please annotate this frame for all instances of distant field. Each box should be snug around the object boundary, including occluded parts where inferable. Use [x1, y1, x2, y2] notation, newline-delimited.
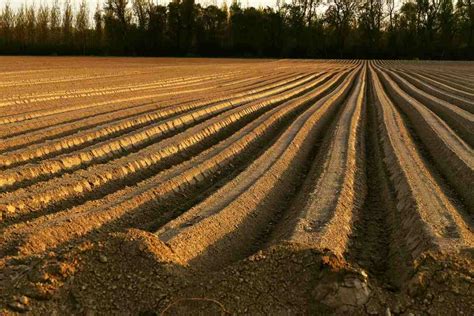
[0, 57, 472, 314]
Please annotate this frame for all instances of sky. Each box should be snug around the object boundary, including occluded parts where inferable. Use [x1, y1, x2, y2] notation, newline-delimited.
[4, 0, 405, 16]
[5, 0, 282, 10]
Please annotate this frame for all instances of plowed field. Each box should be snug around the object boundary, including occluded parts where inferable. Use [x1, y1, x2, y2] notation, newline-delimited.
[0, 57, 473, 315]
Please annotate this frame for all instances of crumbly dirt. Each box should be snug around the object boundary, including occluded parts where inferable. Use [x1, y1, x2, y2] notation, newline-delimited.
[1, 230, 473, 315]
[0, 58, 473, 315]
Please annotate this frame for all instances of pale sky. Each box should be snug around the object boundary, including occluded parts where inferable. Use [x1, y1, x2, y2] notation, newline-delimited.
[4, 0, 406, 17]
[5, 0, 282, 10]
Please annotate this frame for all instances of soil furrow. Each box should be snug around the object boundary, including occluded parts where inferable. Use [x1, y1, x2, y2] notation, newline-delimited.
[0, 73, 307, 165]
[369, 64, 472, 257]
[345, 68, 410, 290]
[0, 72, 245, 124]
[0, 67, 352, 257]
[0, 71, 288, 140]
[1, 59, 472, 316]
[384, 68, 474, 146]
[150, 66, 360, 268]
[0, 73, 330, 190]
[0, 71, 241, 112]
[0, 70, 161, 88]
[375, 65, 474, 214]
[414, 69, 474, 94]
[394, 69, 474, 110]
[0, 70, 347, 223]
[271, 64, 366, 258]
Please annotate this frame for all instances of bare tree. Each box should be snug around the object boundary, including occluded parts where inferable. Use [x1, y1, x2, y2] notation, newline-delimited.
[385, 0, 395, 30]
[104, 0, 132, 53]
[293, 0, 321, 24]
[37, 4, 50, 47]
[63, 0, 74, 48]
[14, 5, 27, 50]
[50, 0, 61, 47]
[76, 0, 90, 54]
[94, 2, 104, 49]
[325, 0, 357, 56]
[358, 0, 384, 52]
[106, 0, 132, 27]
[0, 2, 14, 47]
[133, 0, 151, 30]
[457, 0, 474, 47]
[25, 3, 36, 46]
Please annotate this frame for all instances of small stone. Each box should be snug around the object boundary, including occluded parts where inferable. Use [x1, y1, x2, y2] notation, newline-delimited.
[18, 296, 29, 305]
[385, 307, 391, 316]
[99, 255, 108, 263]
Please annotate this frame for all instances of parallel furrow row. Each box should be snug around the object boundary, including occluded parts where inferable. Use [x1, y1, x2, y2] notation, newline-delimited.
[0, 72, 306, 166]
[0, 72, 285, 139]
[393, 68, 474, 109]
[0, 71, 339, 191]
[0, 71, 241, 109]
[0, 67, 353, 257]
[0, 68, 176, 88]
[150, 66, 361, 267]
[383, 68, 474, 146]
[369, 65, 472, 258]
[0, 60, 471, 298]
[414, 69, 474, 94]
[0, 72, 246, 124]
[375, 65, 474, 213]
[0, 69, 349, 220]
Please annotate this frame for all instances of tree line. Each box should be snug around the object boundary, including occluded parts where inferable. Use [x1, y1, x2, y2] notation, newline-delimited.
[0, 0, 473, 59]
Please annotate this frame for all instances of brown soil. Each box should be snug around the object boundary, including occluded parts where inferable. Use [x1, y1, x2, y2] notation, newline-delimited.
[0, 58, 473, 315]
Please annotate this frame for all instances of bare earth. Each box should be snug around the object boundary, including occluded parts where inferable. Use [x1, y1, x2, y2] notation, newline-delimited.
[0, 57, 473, 315]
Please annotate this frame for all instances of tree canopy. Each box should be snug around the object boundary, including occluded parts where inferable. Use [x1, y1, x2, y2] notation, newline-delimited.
[0, 0, 472, 59]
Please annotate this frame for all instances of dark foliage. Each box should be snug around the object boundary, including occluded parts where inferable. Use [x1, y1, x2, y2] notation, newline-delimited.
[0, 0, 472, 59]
